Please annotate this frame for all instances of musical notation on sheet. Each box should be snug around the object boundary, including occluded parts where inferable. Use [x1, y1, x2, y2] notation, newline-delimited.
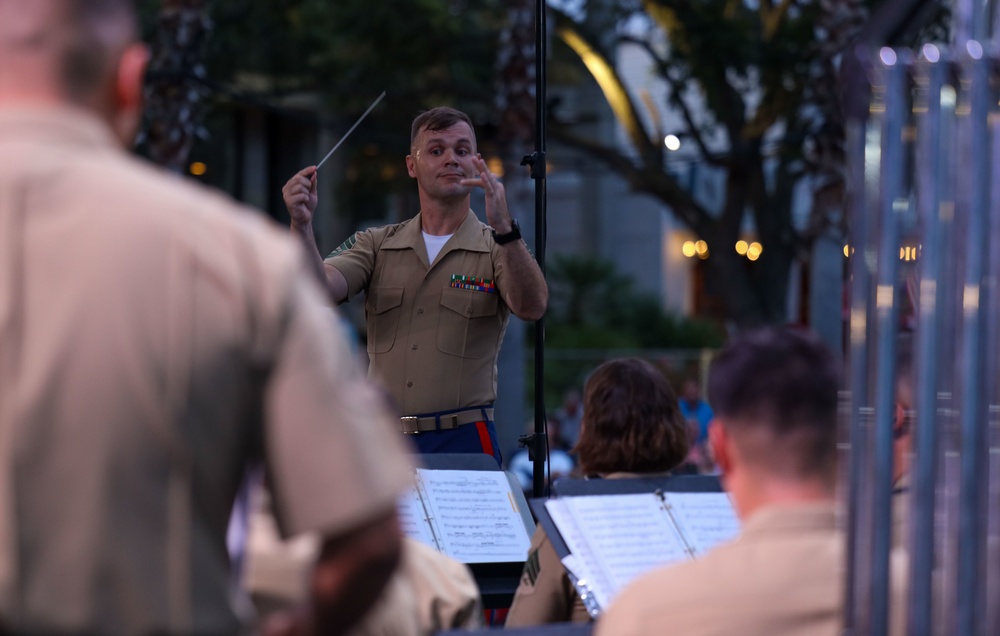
[547, 494, 691, 610]
[397, 486, 439, 549]
[662, 492, 741, 556]
[416, 469, 531, 563]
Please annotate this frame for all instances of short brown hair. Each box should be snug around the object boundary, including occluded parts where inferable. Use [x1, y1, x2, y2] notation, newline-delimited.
[574, 358, 689, 475]
[63, 0, 137, 97]
[708, 326, 839, 481]
[410, 107, 475, 148]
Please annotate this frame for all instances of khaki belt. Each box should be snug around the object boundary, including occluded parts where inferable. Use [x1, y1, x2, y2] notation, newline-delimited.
[401, 407, 494, 434]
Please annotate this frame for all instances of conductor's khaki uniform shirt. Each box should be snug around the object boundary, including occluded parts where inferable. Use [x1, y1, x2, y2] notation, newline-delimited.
[326, 210, 509, 416]
[0, 107, 413, 634]
[596, 502, 908, 636]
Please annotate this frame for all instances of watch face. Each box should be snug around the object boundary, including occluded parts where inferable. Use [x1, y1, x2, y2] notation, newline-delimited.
[494, 220, 521, 244]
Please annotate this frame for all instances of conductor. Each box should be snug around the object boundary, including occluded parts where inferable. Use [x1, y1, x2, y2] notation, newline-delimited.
[283, 107, 548, 463]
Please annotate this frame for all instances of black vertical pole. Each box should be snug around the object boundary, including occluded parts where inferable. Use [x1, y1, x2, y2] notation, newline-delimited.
[524, 0, 548, 499]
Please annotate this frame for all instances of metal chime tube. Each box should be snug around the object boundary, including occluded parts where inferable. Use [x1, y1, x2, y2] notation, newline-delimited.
[844, 47, 880, 635]
[848, 4, 1000, 633]
[869, 50, 908, 636]
[955, 42, 991, 636]
[907, 44, 947, 636]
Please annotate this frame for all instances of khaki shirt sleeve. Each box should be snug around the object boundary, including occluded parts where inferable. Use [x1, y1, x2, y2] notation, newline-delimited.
[488, 237, 511, 310]
[262, 255, 413, 538]
[405, 540, 483, 632]
[505, 525, 575, 626]
[346, 539, 482, 636]
[324, 229, 377, 299]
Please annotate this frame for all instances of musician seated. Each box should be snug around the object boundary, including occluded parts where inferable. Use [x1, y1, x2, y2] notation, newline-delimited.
[594, 327, 908, 636]
[504, 358, 690, 626]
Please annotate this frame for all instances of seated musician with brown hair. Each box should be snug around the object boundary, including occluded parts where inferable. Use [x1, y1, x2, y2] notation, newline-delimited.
[504, 358, 690, 626]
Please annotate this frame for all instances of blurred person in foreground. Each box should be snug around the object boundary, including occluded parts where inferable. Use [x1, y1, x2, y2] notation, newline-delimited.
[245, 506, 484, 636]
[504, 358, 690, 626]
[282, 107, 548, 464]
[596, 327, 907, 636]
[0, 0, 412, 633]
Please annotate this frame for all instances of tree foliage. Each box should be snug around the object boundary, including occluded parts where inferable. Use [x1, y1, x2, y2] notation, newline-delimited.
[135, 0, 213, 171]
[202, 1, 506, 117]
[550, 0, 947, 330]
[545, 254, 723, 350]
[137, 0, 510, 211]
[549, 0, 860, 329]
[538, 253, 722, 406]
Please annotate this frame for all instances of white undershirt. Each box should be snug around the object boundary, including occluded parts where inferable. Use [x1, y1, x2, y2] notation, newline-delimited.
[423, 231, 454, 264]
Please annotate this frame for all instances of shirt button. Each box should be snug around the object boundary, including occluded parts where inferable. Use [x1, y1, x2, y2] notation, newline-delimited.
[466, 307, 472, 315]
[411, 344, 418, 350]
[407, 381, 413, 388]
[417, 308, 424, 314]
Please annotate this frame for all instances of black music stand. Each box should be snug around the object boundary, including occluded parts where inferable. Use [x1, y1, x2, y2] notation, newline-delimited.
[411, 453, 534, 609]
[529, 474, 732, 618]
[437, 624, 593, 636]
[532, 474, 727, 561]
[551, 473, 724, 497]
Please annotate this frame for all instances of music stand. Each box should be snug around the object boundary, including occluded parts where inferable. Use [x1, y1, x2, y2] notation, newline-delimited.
[411, 453, 534, 609]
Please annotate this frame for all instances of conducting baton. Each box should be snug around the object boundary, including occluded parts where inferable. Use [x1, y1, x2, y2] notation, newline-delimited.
[316, 90, 387, 170]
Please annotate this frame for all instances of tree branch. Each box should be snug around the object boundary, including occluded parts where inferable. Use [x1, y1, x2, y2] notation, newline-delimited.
[552, 9, 661, 166]
[549, 123, 715, 237]
[617, 34, 729, 168]
[762, 0, 796, 40]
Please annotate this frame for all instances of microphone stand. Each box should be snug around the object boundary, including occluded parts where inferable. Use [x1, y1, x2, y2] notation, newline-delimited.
[520, 0, 548, 499]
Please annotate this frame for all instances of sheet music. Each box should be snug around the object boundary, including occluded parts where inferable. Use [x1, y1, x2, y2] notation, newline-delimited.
[662, 492, 741, 556]
[547, 494, 690, 611]
[416, 468, 531, 563]
[397, 486, 439, 550]
[546, 499, 616, 612]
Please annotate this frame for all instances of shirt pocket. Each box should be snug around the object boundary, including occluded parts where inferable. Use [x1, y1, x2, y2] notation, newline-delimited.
[437, 287, 499, 358]
[366, 286, 404, 354]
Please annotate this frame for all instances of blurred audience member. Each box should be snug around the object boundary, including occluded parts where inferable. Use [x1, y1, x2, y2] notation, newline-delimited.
[554, 388, 584, 448]
[679, 377, 714, 445]
[508, 414, 576, 494]
[679, 377, 716, 473]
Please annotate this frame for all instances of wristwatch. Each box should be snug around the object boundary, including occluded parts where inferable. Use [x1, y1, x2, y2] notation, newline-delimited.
[492, 219, 522, 245]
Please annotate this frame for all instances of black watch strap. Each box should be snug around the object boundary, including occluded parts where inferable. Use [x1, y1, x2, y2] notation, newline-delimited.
[492, 220, 522, 245]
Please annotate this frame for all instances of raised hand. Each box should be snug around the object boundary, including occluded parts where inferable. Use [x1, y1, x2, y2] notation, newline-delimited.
[460, 155, 513, 233]
[282, 166, 318, 228]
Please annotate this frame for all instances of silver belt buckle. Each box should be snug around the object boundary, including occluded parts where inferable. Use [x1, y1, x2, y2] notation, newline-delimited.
[401, 416, 421, 435]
